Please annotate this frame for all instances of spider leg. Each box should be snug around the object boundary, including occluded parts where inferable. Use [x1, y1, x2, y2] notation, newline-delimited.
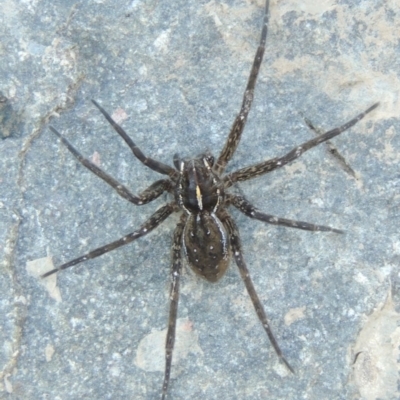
[161, 214, 186, 400]
[41, 203, 175, 278]
[225, 102, 379, 186]
[228, 194, 343, 233]
[92, 100, 176, 176]
[50, 126, 172, 205]
[220, 211, 294, 373]
[214, 0, 270, 175]
[302, 114, 357, 178]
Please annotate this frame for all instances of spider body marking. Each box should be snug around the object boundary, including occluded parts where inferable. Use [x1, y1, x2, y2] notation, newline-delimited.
[41, 1, 378, 398]
[176, 154, 229, 282]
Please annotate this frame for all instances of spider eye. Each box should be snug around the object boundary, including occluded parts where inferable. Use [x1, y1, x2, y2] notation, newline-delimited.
[204, 155, 214, 167]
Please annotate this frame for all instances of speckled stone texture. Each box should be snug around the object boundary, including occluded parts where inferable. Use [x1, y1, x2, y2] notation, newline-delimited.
[1, 1, 399, 399]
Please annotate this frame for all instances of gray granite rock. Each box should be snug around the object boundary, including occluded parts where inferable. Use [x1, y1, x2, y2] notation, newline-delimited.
[1, 1, 399, 399]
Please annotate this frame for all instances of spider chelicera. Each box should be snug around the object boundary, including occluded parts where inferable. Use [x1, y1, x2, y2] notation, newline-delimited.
[42, 0, 378, 398]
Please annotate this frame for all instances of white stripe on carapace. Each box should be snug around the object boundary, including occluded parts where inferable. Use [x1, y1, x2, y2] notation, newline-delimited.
[190, 161, 204, 211]
[178, 160, 191, 215]
[196, 185, 203, 210]
[213, 188, 221, 213]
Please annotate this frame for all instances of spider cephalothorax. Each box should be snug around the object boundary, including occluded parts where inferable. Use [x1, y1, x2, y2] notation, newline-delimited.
[175, 153, 223, 215]
[41, 0, 378, 398]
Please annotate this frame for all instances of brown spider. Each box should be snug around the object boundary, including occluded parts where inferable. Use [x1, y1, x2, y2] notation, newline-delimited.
[42, 1, 378, 398]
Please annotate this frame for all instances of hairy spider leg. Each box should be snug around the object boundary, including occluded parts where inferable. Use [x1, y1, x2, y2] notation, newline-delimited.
[221, 211, 294, 373]
[162, 214, 186, 400]
[214, 0, 270, 175]
[225, 102, 379, 185]
[302, 115, 357, 178]
[41, 203, 175, 278]
[92, 99, 176, 176]
[49, 126, 172, 205]
[228, 194, 343, 233]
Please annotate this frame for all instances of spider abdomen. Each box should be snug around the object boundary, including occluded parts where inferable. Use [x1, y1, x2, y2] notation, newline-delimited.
[183, 212, 229, 282]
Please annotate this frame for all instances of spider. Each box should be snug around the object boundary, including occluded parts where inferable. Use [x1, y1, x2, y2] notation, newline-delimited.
[42, 1, 378, 398]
